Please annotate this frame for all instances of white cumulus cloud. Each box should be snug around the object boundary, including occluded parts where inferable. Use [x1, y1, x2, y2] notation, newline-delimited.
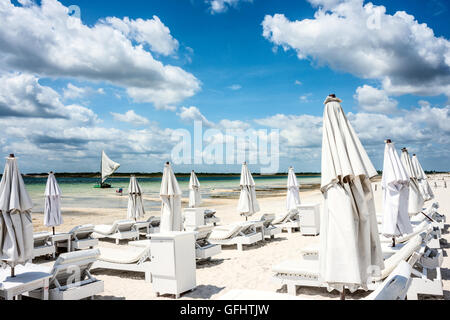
[111, 110, 150, 126]
[0, 0, 201, 110]
[262, 0, 450, 98]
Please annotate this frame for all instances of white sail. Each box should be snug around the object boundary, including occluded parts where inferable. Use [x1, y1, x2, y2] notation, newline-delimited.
[101, 151, 120, 183]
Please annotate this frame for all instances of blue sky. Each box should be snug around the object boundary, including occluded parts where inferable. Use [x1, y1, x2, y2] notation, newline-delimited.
[1, 0, 449, 173]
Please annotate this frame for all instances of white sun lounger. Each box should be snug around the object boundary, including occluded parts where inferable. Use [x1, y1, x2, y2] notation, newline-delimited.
[221, 260, 415, 301]
[93, 220, 139, 244]
[365, 260, 413, 300]
[193, 225, 222, 260]
[33, 232, 56, 259]
[28, 249, 104, 300]
[91, 244, 152, 282]
[407, 245, 444, 299]
[135, 216, 161, 237]
[272, 233, 424, 296]
[250, 214, 281, 240]
[208, 222, 263, 251]
[302, 222, 436, 261]
[272, 209, 301, 234]
[57, 225, 99, 252]
[380, 221, 441, 249]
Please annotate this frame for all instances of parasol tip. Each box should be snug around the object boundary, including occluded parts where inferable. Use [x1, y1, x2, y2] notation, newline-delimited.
[166, 162, 170, 165]
[385, 139, 392, 144]
[329, 94, 336, 98]
[9, 154, 15, 158]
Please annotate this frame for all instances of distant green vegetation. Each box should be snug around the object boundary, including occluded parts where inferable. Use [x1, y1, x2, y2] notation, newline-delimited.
[22, 172, 322, 178]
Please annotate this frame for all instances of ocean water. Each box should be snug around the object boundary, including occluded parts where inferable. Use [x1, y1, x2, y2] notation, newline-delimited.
[24, 175, 321, 212]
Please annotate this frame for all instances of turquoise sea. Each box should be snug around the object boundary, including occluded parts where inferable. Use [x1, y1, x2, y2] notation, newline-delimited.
[24, 175, 321, 213]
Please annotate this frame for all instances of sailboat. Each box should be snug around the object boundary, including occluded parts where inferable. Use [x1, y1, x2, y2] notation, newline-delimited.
[94, 151, 120, 189]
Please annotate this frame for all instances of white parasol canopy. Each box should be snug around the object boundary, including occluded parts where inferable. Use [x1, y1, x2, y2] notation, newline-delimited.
[400, 149, 425, 215]
[160, 163, 183, 232]
[320, 95, 384, 293]
[381, 142, 413, 238]
[286, 167, 301, 211]
[411, 154, 434, 202]
[44, 172, 63, 229]
[189, 171, 202, 208]
[0, 156, 34, 270]
[127, 176, 145, 220]
[237, 162, 260, 219]
[101, 151, 120, 184]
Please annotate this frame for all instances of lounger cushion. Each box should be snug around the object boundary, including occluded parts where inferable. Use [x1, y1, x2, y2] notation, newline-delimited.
[209, 224, 243, 240]
[55, 249, 100, 266]
[98, 246, 149, 264]
[272, 259, 319, 280]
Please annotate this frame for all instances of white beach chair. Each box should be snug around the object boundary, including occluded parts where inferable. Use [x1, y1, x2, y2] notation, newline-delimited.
[364, 260, 413, 300]
[220, 260, 415, 301]
[407, 245, 444, 300]
[93, 219, 139, 244]
[57, 225, 99, 252]
[272, 209, 301, 234]
[208, 221, 263, 251]
[272, 233, 424, 296]
[204, 209, 221, 226]
[379, 221, 441, 249]
[91, 244, 152, 282]
[250, 214, 281, 240]
[33, 232, 56, 259]
[193, 225, 222, 260]
[28, 249, 104, 300]
[134, 216, 162, 237]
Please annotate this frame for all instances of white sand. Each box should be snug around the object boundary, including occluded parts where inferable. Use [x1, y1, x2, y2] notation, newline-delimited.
[34, 175, 450, 300]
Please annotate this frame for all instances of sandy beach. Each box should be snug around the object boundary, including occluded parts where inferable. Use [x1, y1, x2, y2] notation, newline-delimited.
[30, 175, 449, 300]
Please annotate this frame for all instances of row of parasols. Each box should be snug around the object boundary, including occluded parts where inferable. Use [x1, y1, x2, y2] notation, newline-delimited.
[0, 156, 302, 276]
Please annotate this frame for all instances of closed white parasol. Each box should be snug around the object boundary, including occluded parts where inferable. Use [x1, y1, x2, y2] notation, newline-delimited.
[127, 176, 145, 220]
[286, 167, 301, 211]
[411, 154, 434, 202]
[0, 155, 34, 277]
[400, 149, 425, 215]
[237, 162, 260, 220]
[44, 172, 63, 234]
[160, 162, 183, 232]
[320, 95, 384, 297]
[189, 170, 202, 208]
[381, 141, 413, 242]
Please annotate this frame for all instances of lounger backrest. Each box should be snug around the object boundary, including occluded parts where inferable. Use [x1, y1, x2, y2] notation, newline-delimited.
[204, 210, 217, 218]
[272, 211, 291, 225]
[194, 225, 214, 240]
[34, 232, 52, 246]
[148, 216, 161, 227]
[115, 220, 136, 232]
[50, 249, 100, 289]
[69, 225, 95, 240]
[366, 261, 412, 300]
[397, 221, 431, 243]
[379, 234, 423, 280]
[260, 214, 276, 227]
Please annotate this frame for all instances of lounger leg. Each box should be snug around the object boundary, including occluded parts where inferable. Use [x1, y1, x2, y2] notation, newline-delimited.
[145, 270, 152, 283]
[287, 284, 297, 296]
[42, 279, 49, 300]
[407, 288, 419, 300]
[115, 239, 119, 245]
[237, 244, 243, 251]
